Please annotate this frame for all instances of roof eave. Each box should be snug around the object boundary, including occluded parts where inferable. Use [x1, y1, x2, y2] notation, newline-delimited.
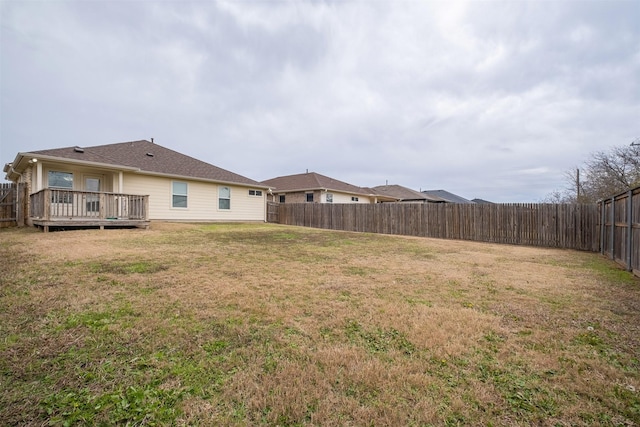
[135, 170, 269, 188]
[12, 152, 141, 173]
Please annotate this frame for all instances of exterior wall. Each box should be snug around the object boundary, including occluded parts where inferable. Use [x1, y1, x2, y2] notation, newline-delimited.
[276, 190, 373, 204]
[277, 191, 317, 203]
[22, 161, 265, 222]
[123, 173, 265, 221]
[22, 165, 33, 226]
[32, 161, 117, 193]
[328, 192, 373, 204]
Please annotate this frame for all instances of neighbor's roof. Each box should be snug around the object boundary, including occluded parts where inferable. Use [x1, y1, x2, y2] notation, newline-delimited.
[421, 189, 474, 204]
[6, 140, 264, 187]
[471, 198, 494, 204]
[263, 171, 384, 197]
[372, 184, 445, 202]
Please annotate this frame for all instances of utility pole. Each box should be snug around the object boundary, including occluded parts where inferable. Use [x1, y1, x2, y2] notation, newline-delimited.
[576, 168, 580, 202]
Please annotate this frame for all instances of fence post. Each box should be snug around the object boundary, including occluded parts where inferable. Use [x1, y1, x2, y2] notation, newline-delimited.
[599, 201, 605, 255]
[627, 190, 633, 271]
[609, 197, 615, 260]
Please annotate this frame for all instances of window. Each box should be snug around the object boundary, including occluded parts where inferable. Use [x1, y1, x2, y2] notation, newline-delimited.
[279, 195, 285, 203]
[306, 193, 314, 203]
[326, 193, 333, 203]
[172, 182, 188, 208]
[48, 171, 73, 189]
[48, 171, 73, 203]
[351, 196, 359, 202]
[219, 186, 230, 210]
[249, 189, 263, 197]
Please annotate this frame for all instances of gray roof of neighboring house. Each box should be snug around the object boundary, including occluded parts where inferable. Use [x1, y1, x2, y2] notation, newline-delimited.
[421, 189, 474, 204]
[471, 198, 494, 204]
[372, 184, 445, 202]
[7, 140, 264, 186]
[263, 172, 386, 197]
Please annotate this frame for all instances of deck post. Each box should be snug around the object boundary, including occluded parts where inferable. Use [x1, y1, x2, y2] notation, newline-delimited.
[99, 193, 106, 220]
[43, 189, 51, 221]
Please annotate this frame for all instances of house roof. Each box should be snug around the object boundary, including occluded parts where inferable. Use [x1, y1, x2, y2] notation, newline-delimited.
[372, 184, 445, 202]
[471, 198, 494, 204]
[5, 140, 265, 187]
[421, 189, 474, 204]
[262, 171, 388, 198]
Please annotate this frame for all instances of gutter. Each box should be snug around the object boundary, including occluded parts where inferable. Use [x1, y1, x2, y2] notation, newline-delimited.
[10, 152, 269, 189]
[13, 152, 140, 172]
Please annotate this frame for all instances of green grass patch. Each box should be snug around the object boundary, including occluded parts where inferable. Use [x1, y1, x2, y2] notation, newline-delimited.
[1, 223, 638, 426]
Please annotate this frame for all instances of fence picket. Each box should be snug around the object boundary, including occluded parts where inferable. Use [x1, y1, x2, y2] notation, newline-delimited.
[274, 202, 601, 252]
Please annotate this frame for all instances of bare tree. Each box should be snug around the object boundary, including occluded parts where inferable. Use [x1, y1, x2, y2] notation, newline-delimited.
[542, 143, 640, 203]
[581, 144, 640, 201]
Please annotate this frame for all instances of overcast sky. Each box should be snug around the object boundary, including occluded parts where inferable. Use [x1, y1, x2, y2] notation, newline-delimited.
[1, 0, 638, 202]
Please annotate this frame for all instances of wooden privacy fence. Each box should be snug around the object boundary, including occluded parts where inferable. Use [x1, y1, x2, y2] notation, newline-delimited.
[273, 202, 600, 251]
[599, 185, 640, 275]
[0, 183, 17, 229]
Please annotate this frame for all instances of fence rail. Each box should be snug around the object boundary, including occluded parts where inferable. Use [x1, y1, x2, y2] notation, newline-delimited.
[30, 189, 149, 221]
[599, 186, 640, 275]
[273, 202, 600, 251]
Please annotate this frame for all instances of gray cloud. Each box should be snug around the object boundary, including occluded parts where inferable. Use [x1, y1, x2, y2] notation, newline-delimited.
[1, 0, 638, 202]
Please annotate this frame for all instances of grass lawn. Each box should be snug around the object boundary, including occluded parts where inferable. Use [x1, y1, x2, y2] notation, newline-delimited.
[1, 222, 639, 426]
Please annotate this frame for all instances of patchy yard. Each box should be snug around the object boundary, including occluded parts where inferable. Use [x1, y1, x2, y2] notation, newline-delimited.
[1, 222, 639, 426]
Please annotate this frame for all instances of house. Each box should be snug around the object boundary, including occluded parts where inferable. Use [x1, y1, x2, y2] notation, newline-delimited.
[471, 198, 494, 204]
[372, 184, 446, 203]
[262, 171, 397, 204]
[3, 139, 269, 230]
[421, 189, 474, 204]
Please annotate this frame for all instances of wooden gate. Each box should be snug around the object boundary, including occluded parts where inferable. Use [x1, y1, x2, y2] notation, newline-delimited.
[267, 202, 280, 223]
[0, 183, 17, 229]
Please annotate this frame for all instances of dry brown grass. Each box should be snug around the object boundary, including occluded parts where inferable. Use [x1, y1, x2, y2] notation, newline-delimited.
[1, 222, 639, 426]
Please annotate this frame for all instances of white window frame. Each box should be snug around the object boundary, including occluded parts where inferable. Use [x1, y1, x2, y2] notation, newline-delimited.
[172, 181, 188, 208]
[48, 170, 74, 203]
[219, 186, 231, 210]
[326, 193, 333, 203]
[48, 170, 74, 189]
[248, 189, 263, 197]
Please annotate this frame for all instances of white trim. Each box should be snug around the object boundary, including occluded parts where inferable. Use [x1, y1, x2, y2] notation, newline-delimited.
[171, 181, 188, 209]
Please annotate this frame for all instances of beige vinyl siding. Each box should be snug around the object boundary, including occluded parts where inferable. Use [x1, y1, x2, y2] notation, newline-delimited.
[331, 192, 373, 204]
[37, 162, 116, 192]
[123, 173, 265, 221]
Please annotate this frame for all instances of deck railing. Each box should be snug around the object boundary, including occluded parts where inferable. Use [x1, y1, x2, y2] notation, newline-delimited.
[30, 189, 149, 221]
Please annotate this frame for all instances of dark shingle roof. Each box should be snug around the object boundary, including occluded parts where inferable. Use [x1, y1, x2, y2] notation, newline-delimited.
[372, 184, 444, 202]
[262, 172, 375, 196]
[471, 198, 494, 204]
[28, 140, 263, 186]
[421, 189, 474, 204]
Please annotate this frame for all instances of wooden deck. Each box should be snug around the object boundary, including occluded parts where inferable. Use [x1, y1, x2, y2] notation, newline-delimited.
[30, 189, 150, 232]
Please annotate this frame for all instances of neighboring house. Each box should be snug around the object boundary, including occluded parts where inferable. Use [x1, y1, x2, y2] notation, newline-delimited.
[262, 172, 397, 204]
[372, 184, 446, 203]
[471, 198, 494, 204]
[421, 189, 474, 204]
[3, 139, 269, 230]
